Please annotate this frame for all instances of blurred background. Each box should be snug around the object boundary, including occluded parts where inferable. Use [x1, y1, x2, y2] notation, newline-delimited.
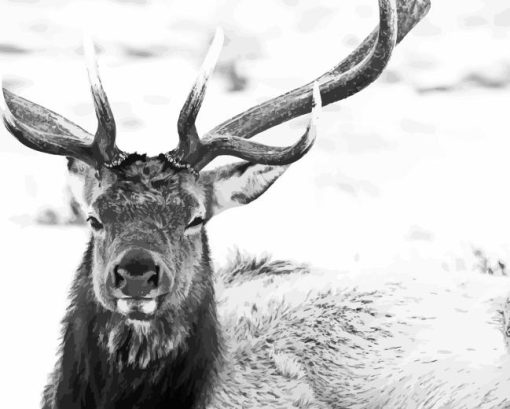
[1, 0, 510, 406]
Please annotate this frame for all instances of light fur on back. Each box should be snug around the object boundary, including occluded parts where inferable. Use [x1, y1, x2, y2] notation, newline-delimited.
[211, 252, 510, 409]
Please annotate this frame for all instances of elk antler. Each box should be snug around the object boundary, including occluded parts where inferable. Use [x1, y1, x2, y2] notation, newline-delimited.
[83, 35, 126, 168]
[0, 37, 125, 168]
[170, 0, 430, 171]
[1, 0, 430, 173]
[204, 0, 430, 141]
[176, 28, 225, 160]
[171, 29, 321, 171]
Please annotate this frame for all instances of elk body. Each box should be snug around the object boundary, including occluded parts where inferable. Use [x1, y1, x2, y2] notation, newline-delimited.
[211, 254, 510, 408]
[7, 0, 507, 408]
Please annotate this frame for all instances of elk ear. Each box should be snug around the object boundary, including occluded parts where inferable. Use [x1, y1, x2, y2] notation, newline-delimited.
[66, 157, 97, 213]
[201, 161, 287, 218]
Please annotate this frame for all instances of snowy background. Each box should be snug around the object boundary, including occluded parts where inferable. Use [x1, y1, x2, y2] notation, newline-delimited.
[1, 0, 510, 407]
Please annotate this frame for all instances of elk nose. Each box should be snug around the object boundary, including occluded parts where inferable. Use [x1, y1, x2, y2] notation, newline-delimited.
[112, 248, 163, 298]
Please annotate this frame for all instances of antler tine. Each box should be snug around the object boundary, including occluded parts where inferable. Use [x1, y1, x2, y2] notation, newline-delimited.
[1, 77, 96, 165]
[176, 28, 224, 159]
[83, 34, 124, 166]
[203, 0, 429, 141]
[0, 74, 17, 130]
[192, 82, 321, 171]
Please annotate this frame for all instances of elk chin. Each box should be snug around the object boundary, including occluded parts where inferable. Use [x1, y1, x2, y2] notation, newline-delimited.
[104, 299, 189, 368]
[117, 298, 157, 320]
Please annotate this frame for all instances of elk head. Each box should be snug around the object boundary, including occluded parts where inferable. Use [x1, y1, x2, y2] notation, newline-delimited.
[1, 0, 415, 362]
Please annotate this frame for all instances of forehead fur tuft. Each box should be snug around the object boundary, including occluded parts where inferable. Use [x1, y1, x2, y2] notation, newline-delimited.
[108, 154, 197, 185]
[113, 152, 148, 168]
[107, 153, 193, 180]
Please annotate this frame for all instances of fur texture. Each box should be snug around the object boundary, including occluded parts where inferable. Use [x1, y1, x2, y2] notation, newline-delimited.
[210, 253, 510, 409]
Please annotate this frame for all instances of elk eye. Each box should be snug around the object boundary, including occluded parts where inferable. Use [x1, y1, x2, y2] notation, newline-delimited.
[86, 216, 104, 231]
[186, 216, 204, 230]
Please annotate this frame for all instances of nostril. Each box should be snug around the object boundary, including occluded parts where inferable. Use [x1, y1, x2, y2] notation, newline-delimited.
[148, 266, 160, 288]
[113, 266, 125, 288]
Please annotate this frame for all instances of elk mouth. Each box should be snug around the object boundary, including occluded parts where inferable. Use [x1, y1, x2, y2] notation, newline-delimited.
[116, 297, 161, 320]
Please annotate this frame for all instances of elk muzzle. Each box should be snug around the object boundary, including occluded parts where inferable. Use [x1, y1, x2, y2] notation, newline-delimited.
[109, 248, 172, 318]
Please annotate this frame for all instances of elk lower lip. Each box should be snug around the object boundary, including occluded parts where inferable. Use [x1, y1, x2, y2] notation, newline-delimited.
[126, 310, 153, 321]
[117, 298, 157, 318]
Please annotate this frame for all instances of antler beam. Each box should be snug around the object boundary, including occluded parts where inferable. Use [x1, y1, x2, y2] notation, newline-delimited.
[191, 82, 321, 170]
[203, 0, 430, 141]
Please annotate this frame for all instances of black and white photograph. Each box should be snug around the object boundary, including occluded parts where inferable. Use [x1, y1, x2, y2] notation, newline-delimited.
[1, 0, 509, 408]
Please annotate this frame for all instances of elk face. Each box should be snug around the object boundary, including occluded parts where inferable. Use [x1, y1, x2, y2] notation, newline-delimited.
[68, 155, 290, 323]
[74, 159, 203, 321]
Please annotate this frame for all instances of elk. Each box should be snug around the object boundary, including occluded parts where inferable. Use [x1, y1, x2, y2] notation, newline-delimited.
[6, 1, 507, 408]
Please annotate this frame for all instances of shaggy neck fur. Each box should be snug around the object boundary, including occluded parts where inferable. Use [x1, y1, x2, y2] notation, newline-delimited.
[43, 239, 221, 409]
